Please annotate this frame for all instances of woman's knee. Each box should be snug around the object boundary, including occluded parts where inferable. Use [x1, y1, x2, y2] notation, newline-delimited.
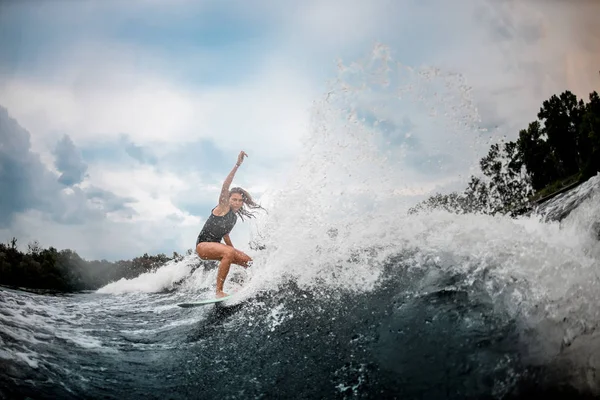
[195, 243, 206, 259]
[222, 247, 236, 261]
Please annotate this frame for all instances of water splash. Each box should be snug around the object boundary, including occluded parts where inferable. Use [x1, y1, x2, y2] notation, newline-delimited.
[247, 44, 494, 293]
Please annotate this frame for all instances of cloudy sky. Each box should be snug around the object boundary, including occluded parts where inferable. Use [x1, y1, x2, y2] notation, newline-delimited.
[0, 0, 598, 261]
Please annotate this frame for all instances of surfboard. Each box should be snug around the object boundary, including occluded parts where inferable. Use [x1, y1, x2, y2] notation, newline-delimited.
[177, 294, 234, 308]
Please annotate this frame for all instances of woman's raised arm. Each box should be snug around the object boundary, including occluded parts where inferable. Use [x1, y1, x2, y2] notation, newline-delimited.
[217, 151, 247, 207]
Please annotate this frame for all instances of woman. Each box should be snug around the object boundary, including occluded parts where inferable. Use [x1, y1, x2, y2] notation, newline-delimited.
[195, 151, 263, 298]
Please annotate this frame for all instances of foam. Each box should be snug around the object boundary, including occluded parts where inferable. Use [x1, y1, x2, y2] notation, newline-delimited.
[96, 257, 196, 294]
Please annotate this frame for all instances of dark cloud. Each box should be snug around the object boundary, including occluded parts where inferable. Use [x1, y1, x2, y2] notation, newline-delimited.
[79, 135, 158, 166]
[0, 106, 56, 226]
[54, 134, 88, 186]
[481, 8, 543, 45]
[120, 134, 157, 165]
[85, 186, 137, 216]
[480, 0, 600, 97]
[0, 106, 137, 227]
[45, 185, 137, 225]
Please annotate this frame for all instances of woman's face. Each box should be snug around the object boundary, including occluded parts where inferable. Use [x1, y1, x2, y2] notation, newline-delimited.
[229, 193, 244, 211]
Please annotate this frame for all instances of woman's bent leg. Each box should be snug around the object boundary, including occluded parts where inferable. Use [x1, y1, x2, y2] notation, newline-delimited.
[196, 242, 249, 297]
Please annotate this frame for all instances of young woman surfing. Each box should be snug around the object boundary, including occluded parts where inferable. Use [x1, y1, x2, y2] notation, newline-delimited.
[195, 151, 263, 298]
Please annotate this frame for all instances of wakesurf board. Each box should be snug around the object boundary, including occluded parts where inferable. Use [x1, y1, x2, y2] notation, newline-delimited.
[177, 293, 234, 308]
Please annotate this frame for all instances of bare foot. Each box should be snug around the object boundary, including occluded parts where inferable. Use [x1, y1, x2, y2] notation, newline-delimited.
[216, 291, 229, 298]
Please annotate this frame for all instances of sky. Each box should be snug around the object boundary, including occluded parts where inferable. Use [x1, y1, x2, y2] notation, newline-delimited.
[0, 0, 599, 261]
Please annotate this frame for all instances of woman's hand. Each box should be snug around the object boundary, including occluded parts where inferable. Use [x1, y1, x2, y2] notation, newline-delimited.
[236, 151, 248, 166]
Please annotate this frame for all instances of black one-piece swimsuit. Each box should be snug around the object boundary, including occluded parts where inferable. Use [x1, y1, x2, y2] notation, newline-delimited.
[196, 208, 237, 245]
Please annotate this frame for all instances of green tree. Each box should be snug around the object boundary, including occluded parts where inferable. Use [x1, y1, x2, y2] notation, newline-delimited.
[579, 91, 600, 179]
[516, 121, 559, 190]
[410, 89, 599, 219]
[478, 141, 533, 215]
[537, 91, 585, 176]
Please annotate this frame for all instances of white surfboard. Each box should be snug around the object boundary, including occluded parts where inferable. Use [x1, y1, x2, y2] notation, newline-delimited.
[177, 294, 234, 308]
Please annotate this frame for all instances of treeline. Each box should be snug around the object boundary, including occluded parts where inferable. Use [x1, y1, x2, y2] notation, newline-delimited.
[0, 237, 190, 292]
[410, 90, 600, 216]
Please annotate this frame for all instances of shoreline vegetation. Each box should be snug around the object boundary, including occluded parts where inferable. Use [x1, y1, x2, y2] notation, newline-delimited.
[409, 90, 600, 216]
[0, 238, 190, 293]
[1, 90, 599, 293]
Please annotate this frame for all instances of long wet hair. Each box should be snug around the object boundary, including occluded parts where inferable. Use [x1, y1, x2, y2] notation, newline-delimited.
[229, 187, 265, 221]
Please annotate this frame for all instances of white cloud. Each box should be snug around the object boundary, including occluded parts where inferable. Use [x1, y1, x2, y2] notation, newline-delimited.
[0, 69, 209, 145]
[0, 40, 316, 163]
[83, 164, 192, 220]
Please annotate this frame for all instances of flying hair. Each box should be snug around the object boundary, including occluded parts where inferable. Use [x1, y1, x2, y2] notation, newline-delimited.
[229, 187, 265, 221]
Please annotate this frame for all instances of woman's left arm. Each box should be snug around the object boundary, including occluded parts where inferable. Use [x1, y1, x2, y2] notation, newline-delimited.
[223, 234, 233, 247]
